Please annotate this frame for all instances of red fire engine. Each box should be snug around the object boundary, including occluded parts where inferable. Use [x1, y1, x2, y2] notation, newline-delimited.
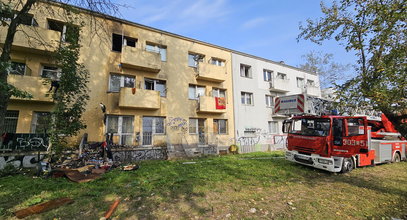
[276, 94, 406, 173]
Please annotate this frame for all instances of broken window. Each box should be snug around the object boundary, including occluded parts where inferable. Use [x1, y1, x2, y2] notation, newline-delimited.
[144, 78, 166, 97]
[109, 74, 135, 92]
[20, 14, 38, 26]
[240, 64, 251, 78]
[47, 19, 79, 43]
[188, 53, 204, 67]
[112, 33, 137, 52]
[146, 43, 167, 61]
[9, 62, 26, 75]
[41, 66, 60, 78]
[31, 112, 50, 134]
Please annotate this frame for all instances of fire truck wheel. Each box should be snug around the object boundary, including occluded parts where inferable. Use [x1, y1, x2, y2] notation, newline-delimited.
[341, 158, 354, 173]
[393, 153, 401, 163]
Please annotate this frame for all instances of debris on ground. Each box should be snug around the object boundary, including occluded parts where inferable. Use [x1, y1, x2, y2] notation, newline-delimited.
[100, 199, 120, 220]
[51, 169, 101, 183]
[14, 197, 73, 219]
[122, 164, 139, 171]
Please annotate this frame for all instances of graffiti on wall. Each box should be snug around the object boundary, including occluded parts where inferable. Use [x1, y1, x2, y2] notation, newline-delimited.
[0, 155, 45, 169]
[166, 117, 188, 133]
[112, 148, 168, 162]
[0, 134, 49, 152]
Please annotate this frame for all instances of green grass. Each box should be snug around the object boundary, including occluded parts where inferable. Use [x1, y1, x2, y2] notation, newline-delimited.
[0, 151, 406, 219]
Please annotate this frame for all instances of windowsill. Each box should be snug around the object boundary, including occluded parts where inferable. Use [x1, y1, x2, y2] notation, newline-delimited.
[241, 76, 253, 79]
[107, 91, 119, 93]
[111, 50, 122, 53]
[242, 104, 254, 106]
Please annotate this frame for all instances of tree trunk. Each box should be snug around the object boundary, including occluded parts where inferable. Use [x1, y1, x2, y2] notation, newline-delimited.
[0, 0, 37, 134]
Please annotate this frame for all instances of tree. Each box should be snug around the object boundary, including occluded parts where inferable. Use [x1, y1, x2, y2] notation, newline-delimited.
[299, 51, 350, 89]
[298, 0, 407, 138]
[0, 0, 119, 134]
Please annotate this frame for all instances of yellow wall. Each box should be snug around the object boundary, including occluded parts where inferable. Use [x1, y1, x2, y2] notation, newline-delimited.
[2, 1, 235, 148]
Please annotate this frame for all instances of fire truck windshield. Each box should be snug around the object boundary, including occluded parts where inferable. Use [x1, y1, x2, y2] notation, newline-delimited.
[289, 118, 330, 137]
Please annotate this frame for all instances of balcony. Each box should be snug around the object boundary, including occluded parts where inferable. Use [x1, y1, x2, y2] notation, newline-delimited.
[269, 78, 290, 93]
[118, 88, 160, 109]
[0, 25, 61, 53]
[196, 63, 226, 83]
[306, 86, 321, 96]
[121, 46, 161, 72]
[197, 96, 226, 114]
[8, 75, 53, 103]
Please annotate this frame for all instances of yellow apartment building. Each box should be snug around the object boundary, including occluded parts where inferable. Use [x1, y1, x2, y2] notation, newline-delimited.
[1, 1, 235, 154]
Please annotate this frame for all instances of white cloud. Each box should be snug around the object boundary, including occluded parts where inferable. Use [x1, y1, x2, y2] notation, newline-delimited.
[241, 17, 268, 30]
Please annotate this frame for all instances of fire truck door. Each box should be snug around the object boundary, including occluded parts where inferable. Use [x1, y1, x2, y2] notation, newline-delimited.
[340, 118, 369, 156]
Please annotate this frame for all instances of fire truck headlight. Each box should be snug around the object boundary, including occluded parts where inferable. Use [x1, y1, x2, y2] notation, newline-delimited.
[317, 158, 333, 165]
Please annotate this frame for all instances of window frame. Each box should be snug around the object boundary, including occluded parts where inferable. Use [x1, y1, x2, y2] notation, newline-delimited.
[277, 72, 287, 80]
[210, 57, 225, 67]
[214, 119, 227, 134]
[265, 95, 274, 108]
[4, 110, 19, 133]
[189, 118, 198, 134]
[9, 61, 26, 75]
[263, 69, 273, 82]
[268, 121, 278, 134]
[108, 73, 135, 92]
[31, 112, 51, 134]
[240, 64, 252, 78]
[296, 77, 305, 88]
[144, 78, 167, 97]
[212, 88, 226, 98]
[146, 42, 167, 61]
[188, 84, 206, 100]
[241, 92, 254, 105]
[106, 115, 134, 145]
[188, 52, 204, 67]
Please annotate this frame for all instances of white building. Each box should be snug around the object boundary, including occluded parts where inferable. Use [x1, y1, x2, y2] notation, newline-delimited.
[231, 52, 321, 152]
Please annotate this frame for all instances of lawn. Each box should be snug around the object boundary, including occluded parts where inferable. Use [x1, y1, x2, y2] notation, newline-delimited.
[0, 151, 406, 219]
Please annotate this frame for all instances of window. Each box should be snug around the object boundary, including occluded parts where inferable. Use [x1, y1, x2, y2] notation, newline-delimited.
[109, 74, 135, 92]
[212, 88, 226, 98]
[268, 121, 278, 134]
[9, 62, 26, 75]
[189, 118, 206, 135]
[241, 92, 253, 105]
[265, 95, 274, 108]
[210, 58, 225, 67]
[188, 53, 204, 67]
[20, 14, 38, 26]
[189, 118, 198, 134]
[263, 69, 273, 81]
[4, 111, 19, 133]
[240, 64, 252, 78]
[145, 78, 166, 97]
[41, 66, 60, 78]
[47, 19, 78, 43]
[112, 33, 137, 52]
[346, 118, 365, 136]
[307, 80, 315, 87]
[106, 115, 134, 145]
[143, 117, 165, 134]
[189, 85, 206, 100]
[213, 119, 227, 134]
[277, 72, 287, 80]
[146, 43, 167, 61]
[296, 77, 305, 88]
[31, 112, 50, 134]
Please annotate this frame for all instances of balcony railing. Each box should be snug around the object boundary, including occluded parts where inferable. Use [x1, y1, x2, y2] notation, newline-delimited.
[118, 88, 160, 109]
[8, 75, 53, 102]
[121, 46, 161, 72]
[196, 63, 226, 82]
[197, 96, 226, 114]
[0, 25, 61, 52]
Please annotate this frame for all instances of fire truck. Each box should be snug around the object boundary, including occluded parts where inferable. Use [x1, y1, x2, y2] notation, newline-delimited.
[275, 94, 406, 173]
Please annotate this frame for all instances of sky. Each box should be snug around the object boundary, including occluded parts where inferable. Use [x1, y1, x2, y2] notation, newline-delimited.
[112, 0, 357, 70]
